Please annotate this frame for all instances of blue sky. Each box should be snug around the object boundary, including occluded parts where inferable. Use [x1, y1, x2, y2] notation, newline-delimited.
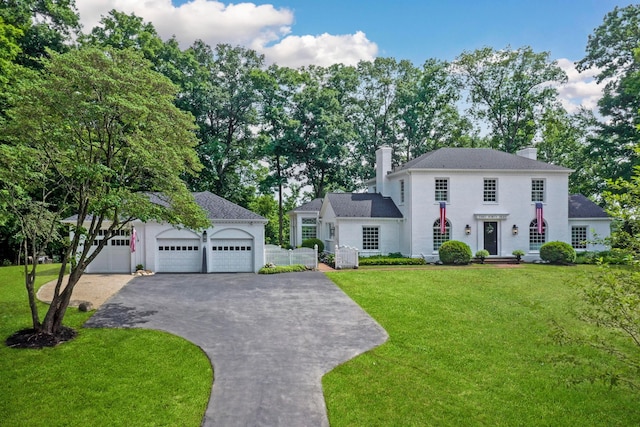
[169, 0, 632, 64]
[76, 0, 635, 111]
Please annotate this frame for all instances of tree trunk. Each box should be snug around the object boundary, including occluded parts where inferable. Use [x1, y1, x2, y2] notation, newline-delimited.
[23, 239, 41, 330]
[40, 265, 81, 335]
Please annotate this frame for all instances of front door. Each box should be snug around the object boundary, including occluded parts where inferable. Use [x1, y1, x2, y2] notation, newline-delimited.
[484, 222, 498, 255]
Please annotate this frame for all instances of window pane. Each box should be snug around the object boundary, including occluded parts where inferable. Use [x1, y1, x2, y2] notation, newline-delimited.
[529, 219, 546, 250]
[362, 227, 379, 250]
[571, 226, 588, 249]
[484, 179, 497, 202]
[435, 179, 448, 202]
[433, 219, 451, 251]
[531, 179, 545, 202]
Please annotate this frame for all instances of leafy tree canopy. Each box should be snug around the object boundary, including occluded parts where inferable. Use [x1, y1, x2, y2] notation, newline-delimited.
[1, 46, 208, 340]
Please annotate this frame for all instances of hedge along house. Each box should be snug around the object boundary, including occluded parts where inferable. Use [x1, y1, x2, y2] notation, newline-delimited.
[289, 147, 611, 262]
[67, 191, 267, 273]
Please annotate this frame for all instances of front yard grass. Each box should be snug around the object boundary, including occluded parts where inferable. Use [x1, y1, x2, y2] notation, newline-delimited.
[324, 265, 640, 426]
[0, 265, 212, 426]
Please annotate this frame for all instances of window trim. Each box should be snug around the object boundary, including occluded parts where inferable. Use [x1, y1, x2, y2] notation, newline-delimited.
[571, 225, 588, 250]
[483, 178, 498, 203]
[528, 218, 547, 251]
[435, 178, 449, 203]
[362, 226, 380, 251]
[433, 218, 451, 252]
[531, 178, 545, 203]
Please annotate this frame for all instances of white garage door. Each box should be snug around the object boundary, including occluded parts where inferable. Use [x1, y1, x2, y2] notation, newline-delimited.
[157, 239, 202, 273]
[210, 239, 254, 273]
[87, 237, 131, 273]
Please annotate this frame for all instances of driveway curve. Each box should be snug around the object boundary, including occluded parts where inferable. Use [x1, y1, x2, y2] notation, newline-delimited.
[85, 272, 388, 426]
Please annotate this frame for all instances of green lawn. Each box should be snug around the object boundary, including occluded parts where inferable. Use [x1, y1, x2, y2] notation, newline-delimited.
[0, 265, 212, 427]
[324, 265, 640, 426]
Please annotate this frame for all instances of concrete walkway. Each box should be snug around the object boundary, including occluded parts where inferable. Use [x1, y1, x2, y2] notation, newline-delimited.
[85, 272, 388, 426]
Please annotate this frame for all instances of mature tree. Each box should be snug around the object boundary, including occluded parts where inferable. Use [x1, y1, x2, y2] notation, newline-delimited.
[79, 10, 163, 60]
[455, 46, 567, 153]
[351, 57, 405, 182]
[0, 0, 79, 68]
[291, 65, 355, 198]
[254, 65, 304, 245]
[537, 107, 600, 196]
[1, 47, 208, 345]
[181, 42, 264, 205]
[577, 5, 640, 186]
[395, 58, 474, 162]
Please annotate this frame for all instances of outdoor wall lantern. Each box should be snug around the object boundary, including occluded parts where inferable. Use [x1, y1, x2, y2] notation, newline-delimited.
[202, 230, 208, 242]
[465, 224, 471, 235]
[512, 224, 519, 235]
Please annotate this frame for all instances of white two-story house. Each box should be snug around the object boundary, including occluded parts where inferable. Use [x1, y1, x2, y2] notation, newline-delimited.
[289, 146, 610, 262]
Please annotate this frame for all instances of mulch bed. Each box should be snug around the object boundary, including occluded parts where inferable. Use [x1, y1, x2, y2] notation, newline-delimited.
[5, 327, 77, 349]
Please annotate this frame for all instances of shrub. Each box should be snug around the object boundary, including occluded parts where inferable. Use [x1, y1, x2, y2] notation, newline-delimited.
[439, 240, 472, 265]
[359, 257, 426, 266]
[474, 250, 490, 264]
[539, 241, 576, 264]
[301, 238, 324, 253]
[259, 264, 308, 274]
[576, 249, 636, 265]
[319, 252, 335, 267]
[512, 249, 525, 262]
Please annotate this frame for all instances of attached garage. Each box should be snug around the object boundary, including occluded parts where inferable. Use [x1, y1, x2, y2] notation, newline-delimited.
[72, 191, 267, 274]
[210, 239, 254, 273]
[157, 239, 202, 273]
[84, 231, 131, 274]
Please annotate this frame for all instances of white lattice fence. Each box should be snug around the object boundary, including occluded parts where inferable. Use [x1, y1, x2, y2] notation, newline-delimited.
[335, 245, 359, 269]
[265, 245, 318, 269]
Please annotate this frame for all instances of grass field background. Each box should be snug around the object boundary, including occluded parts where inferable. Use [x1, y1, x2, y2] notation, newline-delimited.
[0, 265, 212, 426]
[324, 265, 640, 426]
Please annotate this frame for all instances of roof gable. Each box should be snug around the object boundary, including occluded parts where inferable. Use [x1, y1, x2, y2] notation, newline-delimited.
[291, 198, 323, 213]
[326, 193, 402, 218]
[393, 148, 572, 172]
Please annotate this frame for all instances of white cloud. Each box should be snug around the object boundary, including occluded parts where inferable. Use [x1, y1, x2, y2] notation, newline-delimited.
[74, 0, 377, 67]
[555, 58, 605, 114]
[263, 31, 377, 68]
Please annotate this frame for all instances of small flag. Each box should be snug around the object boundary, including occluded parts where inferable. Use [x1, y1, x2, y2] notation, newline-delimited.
[439, 202, 447, 234]
[130, 227, 137, 253]
[536, 203, 544, 234]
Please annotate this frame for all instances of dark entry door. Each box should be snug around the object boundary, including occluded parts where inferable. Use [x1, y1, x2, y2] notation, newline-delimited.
[484, 222, 498, 255]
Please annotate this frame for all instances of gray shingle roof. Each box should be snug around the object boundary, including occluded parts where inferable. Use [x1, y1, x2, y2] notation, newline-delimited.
[393, 148, 572, 172]
[70, 191, 266, 222]
[193, 191, 266, 221]
[327, 193, 402, 218]
[568, 194, 609, 219]
[291, 198, 323, 213]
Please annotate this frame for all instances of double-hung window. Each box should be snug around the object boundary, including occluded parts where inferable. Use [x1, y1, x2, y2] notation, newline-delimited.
[484, 179, 497, 202]
[435, 178, 448, 202]
[531, 179, 545, 202]
[301, 218, 317, 240]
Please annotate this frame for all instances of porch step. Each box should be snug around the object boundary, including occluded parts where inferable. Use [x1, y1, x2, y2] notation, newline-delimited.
[472, 256, 520, 264]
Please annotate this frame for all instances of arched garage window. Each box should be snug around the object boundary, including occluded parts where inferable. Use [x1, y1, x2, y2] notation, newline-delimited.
[529, 219, 547, 251]
[433, 219, 451, 251]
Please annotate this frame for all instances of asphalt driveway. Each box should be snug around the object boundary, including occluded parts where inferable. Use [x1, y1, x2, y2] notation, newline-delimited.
[85, 272, 388, 426]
